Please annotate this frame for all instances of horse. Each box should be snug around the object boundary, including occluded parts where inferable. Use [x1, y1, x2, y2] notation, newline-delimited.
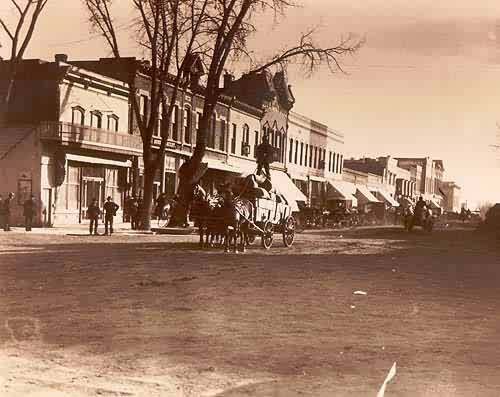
[222, 197, 254, 253]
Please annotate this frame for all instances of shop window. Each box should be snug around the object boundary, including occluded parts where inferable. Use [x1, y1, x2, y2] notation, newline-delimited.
[90, 111, 102, 129]
[71, 106, 85, 125]
[184, 105, 191, 143]
[107, 115, 119, 132]
[67, 164, 80, 210]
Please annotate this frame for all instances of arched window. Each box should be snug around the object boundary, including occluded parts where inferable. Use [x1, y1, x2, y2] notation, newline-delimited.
[184, 105, 191, 143]
[71, 106, 85, 125]
[90, 110, 102, 129]
[107, 114, 119, 132]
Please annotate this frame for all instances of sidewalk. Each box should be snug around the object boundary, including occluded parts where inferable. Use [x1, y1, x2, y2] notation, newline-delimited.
[1, 222, 154, 236]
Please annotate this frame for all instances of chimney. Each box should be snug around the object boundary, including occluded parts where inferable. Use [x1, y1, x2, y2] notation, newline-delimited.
[223, 72, 234, 89]
[55, 54, 68, 63]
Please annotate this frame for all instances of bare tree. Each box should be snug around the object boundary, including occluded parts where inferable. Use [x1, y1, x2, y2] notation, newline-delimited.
[0, 0, 49, 116]
[84, 0, 363, 229]
[84, 0, 209, 230]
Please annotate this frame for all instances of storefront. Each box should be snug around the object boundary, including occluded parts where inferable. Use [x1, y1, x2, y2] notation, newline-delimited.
[49, 153, 131, 224]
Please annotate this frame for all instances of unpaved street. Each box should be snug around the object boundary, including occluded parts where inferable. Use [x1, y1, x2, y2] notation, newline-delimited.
[0, 226, 499, 396]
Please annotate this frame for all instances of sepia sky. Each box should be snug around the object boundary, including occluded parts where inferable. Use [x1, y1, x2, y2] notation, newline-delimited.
[1, 0, 500, 208]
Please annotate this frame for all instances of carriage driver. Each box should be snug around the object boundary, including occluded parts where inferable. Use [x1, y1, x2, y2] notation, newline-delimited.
[255, 133, 274, 180]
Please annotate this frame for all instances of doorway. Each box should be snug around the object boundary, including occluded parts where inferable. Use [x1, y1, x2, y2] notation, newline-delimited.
[82, 177, 104, 219]
[42, 188, 52, 226]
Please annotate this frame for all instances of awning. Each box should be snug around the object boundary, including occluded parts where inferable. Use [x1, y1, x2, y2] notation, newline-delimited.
[270, 170, 307, 212]
[326, 180, 358, 204]
[356, 185, 380, 204]
[375, 189, 400, 207]
[66, 153, 132, 167]
[206, 159, 241, 174]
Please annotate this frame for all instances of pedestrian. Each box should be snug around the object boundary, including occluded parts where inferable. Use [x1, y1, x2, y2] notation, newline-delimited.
[127, 195, 139, 230]
[23, 195, 36, 231]
[103, 196, 119, 235]
[3, 192, 14, 231]
[87, 198, 101, 235]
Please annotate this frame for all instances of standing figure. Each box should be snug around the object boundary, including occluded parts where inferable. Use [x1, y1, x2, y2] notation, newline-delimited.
[255, 133, 274, 180]
[126, 195, 139, 230]
[103, 196, 119, 235]
[104, 196, 120, 236]
[23, 195, 36, 231]
[87, 198, 101, 235]
[3, 192, 14, 231]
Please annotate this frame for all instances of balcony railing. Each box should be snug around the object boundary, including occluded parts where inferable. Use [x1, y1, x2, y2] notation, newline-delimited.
[39, 121, 143, 153]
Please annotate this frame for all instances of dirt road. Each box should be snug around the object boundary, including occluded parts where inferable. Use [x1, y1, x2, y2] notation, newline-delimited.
[0, 226, 499, 396]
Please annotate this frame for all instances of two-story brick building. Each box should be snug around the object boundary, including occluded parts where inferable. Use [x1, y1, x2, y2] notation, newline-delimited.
[0, 55, 140, 226]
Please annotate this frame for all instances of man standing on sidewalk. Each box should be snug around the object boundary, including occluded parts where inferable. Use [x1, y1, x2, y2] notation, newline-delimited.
[23, 195, 36, 231]
[87, 198, 101, 235]
[3, 193, 14, 231]
[103, 196, 119, 235]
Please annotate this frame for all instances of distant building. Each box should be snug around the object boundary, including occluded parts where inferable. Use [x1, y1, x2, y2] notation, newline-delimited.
[440, 181, 461, 213]
[395, 157, 445, 207]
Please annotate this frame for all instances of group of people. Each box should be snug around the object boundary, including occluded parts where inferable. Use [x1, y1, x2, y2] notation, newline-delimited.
[0, 192, 37, 232]
[86, 196, 120, 235]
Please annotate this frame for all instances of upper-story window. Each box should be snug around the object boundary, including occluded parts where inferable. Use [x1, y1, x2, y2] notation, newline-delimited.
[309, 146, 313, 168]
[294, 140, 298, 164]
[289, 138, 293, 163]
[305, 144, 309, 167]
[155, 102, 163, 137]
[254, 130, 259, 158]
[314, 147, 318, 169]
[107, 114, 119, 132]
[171, 105, 179, 141]
[207, 113, 216, 148]
[340, 154, 343, 173]
[184, 105, 191, 144]
[241, 124, 250, 156]
[71, 106, 85, 125]
[231, 123, 237, 154]
[139, 95, 148, 117]
[276, 131, 282, 162]
[195, 111, 202, 143]
[299, 142, 304, 166]
[90, 110, 102, 129]
[219, 119, 226, 151]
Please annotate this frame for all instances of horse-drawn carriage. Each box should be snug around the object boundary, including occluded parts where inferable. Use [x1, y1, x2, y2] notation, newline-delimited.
[155, 173, 296, 251]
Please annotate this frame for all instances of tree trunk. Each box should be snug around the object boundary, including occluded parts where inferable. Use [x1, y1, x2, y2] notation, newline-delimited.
[139, 166, 155, 230]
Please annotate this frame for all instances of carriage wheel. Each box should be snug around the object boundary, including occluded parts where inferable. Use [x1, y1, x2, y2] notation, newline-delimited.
[261, 221, 274, 249]
[282, 216, 295, 247]
[157, 205, 172, 228]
